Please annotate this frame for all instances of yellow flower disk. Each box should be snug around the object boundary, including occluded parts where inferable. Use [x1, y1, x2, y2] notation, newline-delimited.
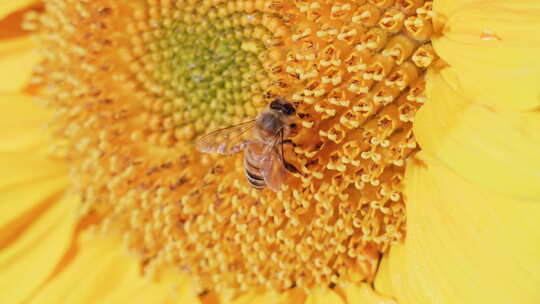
[28, 0, 437, 292]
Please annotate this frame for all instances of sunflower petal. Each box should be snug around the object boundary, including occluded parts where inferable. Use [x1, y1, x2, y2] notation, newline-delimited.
[0, 3, 36, 40]
[341, 283, 396, 304]
[104, 269, 201, 304]
[415, 70, 540, 200]
[434, 0, 478, 15]
[0, 128, 68, 234]
[0, 93, 52, 151]
[433, 1, 540, 111]
[305, 288, 344, 304]
[0, 35, 41, 92]
[0, 149, 66, 189]
[375, 152, 540, 304]
[0, 193, 76, 304]
[278, 288, 308, 304]
[0, 175, 67, 244]
[30, 231, 201, 304]
[0, 95, 71, 302]
[229, 290, 280, 304]
[0, 0, 37, 20]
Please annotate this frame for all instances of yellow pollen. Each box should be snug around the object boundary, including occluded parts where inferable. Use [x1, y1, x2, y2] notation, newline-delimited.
[29, 0, 435, 294]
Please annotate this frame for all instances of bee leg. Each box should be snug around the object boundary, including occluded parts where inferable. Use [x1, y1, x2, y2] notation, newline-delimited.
[280, 139, 295, 146]
[284, 160, 303, 176]
[280, 128, 303, 176]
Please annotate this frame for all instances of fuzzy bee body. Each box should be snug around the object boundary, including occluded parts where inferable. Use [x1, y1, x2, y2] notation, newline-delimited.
[196, 98, 299, 192]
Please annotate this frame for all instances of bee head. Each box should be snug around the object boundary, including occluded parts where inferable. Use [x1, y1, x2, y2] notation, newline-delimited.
[270, 98, 296, 116]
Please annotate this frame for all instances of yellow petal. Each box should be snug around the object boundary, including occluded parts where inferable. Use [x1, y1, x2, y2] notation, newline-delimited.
[0, 0, 37, 20]
[278, 288, 307, 304]
[0, 149, 66, 189]
[375, 152, 540, 304]
[0, 139, 68, 234]
[415, 70, 540, 200]
[433, 1, 540, 111]
[305, 288, 344, 304]
[0, 193, 76, 304]
[0, 3, 37, 40]
[0, 131, 70, 303]
[31, 231, 201, 304]
[229, 290, 280, 304]
[104, 269, 201, 304]
[433, 0, 478, 16]
[217, 287, 306, 304]
[0, 35, 41, 92]
[0, 93, 53, 151]
[341, 283, 396, 304]
[0, 174, 67, 245]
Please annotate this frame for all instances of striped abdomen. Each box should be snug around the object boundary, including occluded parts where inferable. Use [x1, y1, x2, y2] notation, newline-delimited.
[243, 145, 266, 189]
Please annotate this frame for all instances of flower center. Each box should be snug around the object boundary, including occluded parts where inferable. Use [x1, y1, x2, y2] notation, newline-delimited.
[125, 3, 276, 139]
[30, 0, 436, 294]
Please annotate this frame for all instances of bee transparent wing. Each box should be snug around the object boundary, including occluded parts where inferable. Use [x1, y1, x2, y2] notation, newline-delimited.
[196, 120, 256, 155]
[260, 139, 285, 192]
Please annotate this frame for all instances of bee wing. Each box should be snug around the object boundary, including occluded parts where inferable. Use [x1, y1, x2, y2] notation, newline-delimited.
[260, 139, 285, 192]
[195, 120, 256, 155]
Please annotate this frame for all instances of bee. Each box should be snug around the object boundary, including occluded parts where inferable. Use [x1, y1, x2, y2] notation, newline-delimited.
[196, 97, 301, 192]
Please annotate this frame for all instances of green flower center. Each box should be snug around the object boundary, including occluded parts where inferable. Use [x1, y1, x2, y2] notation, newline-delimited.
[127, 7, 276, 139]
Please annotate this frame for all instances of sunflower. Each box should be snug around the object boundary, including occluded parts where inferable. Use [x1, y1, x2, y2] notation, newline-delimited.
[1, 0, 539, 303]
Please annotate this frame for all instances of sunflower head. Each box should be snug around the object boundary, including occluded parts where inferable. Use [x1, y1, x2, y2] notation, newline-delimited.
[26, 0, 436, 294]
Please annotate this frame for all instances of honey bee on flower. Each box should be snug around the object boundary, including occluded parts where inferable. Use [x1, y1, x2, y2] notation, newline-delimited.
[196, 97, 301, 191]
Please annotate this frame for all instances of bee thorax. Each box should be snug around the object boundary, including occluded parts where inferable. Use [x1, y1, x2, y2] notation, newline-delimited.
[256, 112, 288, 139]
